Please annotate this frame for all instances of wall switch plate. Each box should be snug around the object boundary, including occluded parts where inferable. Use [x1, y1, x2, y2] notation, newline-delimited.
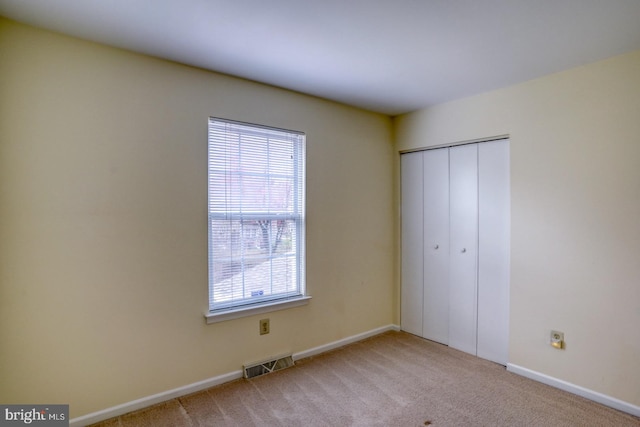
[550, 330, 564, 349]
[259, 318, 270, 335]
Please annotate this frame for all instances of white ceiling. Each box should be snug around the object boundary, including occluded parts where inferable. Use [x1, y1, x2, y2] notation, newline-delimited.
[1, 0, 640, 116]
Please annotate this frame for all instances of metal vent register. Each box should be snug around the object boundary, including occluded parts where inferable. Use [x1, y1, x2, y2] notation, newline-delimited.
[243, 355, 294, 379]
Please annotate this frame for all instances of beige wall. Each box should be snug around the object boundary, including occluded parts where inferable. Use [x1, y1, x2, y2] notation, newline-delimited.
[395, 50, 640, 406]
[0, 19, 395, 417]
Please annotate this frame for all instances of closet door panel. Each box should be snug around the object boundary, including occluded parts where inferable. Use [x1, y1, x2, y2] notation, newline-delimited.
[448, 144, 478, 355]
[400, 152, 424, 336]
[422, 148, 450, 344]
[477, 139, 510, 365]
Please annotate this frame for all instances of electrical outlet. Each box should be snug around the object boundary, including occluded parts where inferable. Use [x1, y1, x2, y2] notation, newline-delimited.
[550, 330, 564, 349]
[259, 318, 270, 335]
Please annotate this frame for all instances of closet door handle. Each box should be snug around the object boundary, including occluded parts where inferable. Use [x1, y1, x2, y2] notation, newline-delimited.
[434, 244, 439, 250]
[461, 248, 466, 253]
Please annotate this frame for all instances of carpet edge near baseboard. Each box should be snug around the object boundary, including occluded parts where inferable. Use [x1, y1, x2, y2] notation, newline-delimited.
[292, 324, 401, 361]
[69, 324, 401, 427]
[506, 363, 640, 417]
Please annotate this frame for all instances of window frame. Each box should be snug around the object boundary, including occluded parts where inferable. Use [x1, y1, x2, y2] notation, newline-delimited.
[205, 118, 309, 324]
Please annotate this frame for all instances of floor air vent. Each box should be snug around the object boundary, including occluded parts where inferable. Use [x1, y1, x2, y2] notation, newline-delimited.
[243, 355, 294, 379]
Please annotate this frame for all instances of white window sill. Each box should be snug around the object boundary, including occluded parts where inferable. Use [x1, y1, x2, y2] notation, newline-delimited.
[204, 296, 311, 324]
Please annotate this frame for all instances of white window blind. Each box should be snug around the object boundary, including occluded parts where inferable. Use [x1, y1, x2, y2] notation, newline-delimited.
[208, 118, 306, 312]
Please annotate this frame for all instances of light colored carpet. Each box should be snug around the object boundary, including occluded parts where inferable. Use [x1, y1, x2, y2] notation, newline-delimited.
[90, 331, 639, 426]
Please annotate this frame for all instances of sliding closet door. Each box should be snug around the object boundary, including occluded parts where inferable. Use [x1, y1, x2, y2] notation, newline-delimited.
[477, 139, 510, 365]
[448, 144, 478, 355]
[400, 152, 424, 336]
[422, 148, 450, 344]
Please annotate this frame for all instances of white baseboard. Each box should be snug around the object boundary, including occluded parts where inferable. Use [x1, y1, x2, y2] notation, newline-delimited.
[70, 324, 400, 427]
[69, 370, 243, 427]
[293, 324, 400, 361]
[507, 363, 640, 418]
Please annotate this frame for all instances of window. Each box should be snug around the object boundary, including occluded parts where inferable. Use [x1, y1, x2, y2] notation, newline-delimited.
[207, 118, 306, 321]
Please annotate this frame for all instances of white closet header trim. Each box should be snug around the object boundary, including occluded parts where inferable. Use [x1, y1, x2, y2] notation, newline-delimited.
[399, 134, 510, 154]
